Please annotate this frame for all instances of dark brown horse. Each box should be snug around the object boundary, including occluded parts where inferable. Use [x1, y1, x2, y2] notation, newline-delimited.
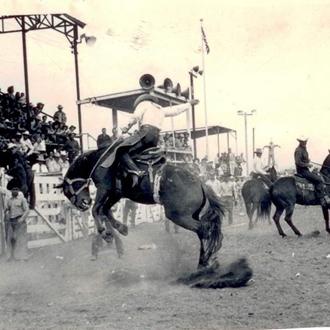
[241, 166, 277, 229]
[270, 157, 330, 237]
[58, 145, 253, 288]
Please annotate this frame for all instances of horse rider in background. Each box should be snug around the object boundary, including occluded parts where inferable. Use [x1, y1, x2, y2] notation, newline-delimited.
[101, 94, 198, 186]
[294, 135, 330, 207]
[252, 148, 272, 186]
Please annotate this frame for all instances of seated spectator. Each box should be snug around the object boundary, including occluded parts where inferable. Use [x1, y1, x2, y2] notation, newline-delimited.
[32, 135, 46, 154]
[46, 152, 61, 173]
[59, 151, 70, 175]
[32, 154, 48, 173]
[64, 132, 80, 164]
[20, 131, 34, 156]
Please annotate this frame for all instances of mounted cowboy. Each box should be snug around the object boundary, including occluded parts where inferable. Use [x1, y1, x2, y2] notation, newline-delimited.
[100, 94, 198, 186]
[294, 135, 330, 207]
[252, 148, 272, 186]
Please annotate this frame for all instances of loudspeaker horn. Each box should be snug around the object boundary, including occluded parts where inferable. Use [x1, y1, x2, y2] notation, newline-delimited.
[139, 74, 155, 90]
[181, 88, 190, 99]
[172, 83, 181, 96]
[157, 78, 173, 92]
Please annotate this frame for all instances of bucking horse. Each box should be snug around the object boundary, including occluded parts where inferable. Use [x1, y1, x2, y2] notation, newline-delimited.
[58, 138, 253, 288]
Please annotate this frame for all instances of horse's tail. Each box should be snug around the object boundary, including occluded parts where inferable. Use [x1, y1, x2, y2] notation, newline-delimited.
[257, 192, 272, 219]
[199, 184, 225, 265]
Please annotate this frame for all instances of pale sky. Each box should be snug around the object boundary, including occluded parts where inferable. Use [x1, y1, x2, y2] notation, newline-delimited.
[1, 0, 330, 170]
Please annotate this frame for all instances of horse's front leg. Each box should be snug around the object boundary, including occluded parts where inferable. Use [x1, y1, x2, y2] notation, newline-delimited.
[103, 195, 128, 236]
[92, 187, 110, 234]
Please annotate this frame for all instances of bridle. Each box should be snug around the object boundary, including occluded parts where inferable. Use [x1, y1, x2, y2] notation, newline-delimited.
[63, 177, 92, 205]
[62, 141, 115, 203]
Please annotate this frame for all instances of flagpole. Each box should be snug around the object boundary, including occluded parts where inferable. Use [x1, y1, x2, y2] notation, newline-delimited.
[200, 18, 209, 159]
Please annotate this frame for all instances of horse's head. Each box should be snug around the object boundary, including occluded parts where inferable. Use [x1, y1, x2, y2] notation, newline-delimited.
[268, 166, 278, 182]
[57, 153, 93, 211]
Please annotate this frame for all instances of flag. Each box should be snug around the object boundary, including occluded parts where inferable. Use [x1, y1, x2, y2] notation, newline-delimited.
[201, 25, 210, 54]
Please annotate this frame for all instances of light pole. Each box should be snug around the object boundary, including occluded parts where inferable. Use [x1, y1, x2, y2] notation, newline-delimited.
[237, 109, 256, 175]
[189, 65, 203, 159]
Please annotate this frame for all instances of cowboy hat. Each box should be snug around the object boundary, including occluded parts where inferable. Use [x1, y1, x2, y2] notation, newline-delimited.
[297, 135, 308, 142]
[133, 93, 159, 109]
[22, 130, 30, 135]
[254, 148, 263, 154]
[57, 104, 63, 109]
[36, 154, 46, 162]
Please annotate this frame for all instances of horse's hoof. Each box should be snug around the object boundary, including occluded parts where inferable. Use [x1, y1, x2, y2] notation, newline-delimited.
[326, 230, 330, 235]
[280, 234, 287, 238]
[118, 224, 128, 236]
[248, 224, 253, 230]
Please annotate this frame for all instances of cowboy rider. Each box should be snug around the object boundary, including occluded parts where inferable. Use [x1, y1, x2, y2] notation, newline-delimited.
[101, 94, 198, 186]
[252, 148, 272, 185]
[294, 135, 330, 207]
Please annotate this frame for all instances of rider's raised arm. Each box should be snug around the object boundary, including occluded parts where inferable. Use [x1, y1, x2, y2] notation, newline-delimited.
[163, 102, 192, 118]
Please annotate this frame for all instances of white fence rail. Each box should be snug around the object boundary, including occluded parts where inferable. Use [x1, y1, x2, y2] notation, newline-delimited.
[0, 171, 162, 253]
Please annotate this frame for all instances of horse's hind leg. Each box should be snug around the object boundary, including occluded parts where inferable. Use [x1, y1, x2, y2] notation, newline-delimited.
[284, 205, 302, 236]
[273, 207, 286, 237]
[245, 202, 254, 230]
[322, 207, 330, 234]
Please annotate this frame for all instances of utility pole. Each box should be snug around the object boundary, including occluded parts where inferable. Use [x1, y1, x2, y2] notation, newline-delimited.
[237, 109, 256, 175]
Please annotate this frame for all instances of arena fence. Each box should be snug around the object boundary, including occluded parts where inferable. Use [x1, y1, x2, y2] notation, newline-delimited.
[0, 171, 162, 254]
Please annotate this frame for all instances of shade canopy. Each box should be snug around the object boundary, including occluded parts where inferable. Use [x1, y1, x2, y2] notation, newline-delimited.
[162, 125, 236, 139]
[78, 88, 188, 113]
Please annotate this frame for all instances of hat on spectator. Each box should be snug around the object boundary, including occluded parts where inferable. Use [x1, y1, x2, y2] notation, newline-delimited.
[57, 104, 63, 109]
[22, 130, 30, 136]
[60, 150, 67, 157]
[4, 119, 11, 123]
[37, 154, 46, 162]
[297, 135, 308, 142]
[54, 152, 60, 158]
[11, 187, 20, 191]
[254, 148, 263, 154]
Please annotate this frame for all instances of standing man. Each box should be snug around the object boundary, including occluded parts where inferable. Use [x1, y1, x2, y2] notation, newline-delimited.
[263, 140, 280, 168]
[205, 169, 221, 196]
[219, 174, 237, 225]
[5, 187, 30, 261]
[53, 105, 67, 124]
[294, 136, 330, 207]
[122, 199, 138, 228]
[97, 128, 112, 149]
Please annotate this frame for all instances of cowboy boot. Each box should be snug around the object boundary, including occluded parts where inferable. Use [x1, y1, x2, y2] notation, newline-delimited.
[120, 153, 144, 187]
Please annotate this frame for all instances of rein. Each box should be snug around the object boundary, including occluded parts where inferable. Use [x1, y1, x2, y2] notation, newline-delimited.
[311, 161, 330, 170]
[63, 140, 118, 197]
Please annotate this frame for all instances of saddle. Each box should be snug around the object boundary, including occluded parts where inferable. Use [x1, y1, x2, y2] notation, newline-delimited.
[132, 147, 166, 166]
[294, 174, 315, 191]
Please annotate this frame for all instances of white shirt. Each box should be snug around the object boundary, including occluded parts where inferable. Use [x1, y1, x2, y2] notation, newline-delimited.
[20, 138, 33, 155]
[128, 101, 191, 129]
[32, 163, 48, 173]
[219, 181, 237, 199]
[205, 178, 222, 196]
[253, 156, 267, 174]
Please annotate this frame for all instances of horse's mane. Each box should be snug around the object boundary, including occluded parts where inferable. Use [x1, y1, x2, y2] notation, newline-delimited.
[65, 148, 105, 179]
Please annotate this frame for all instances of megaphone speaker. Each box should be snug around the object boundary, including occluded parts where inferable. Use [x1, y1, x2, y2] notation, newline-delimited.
[139, 74, 155, 90]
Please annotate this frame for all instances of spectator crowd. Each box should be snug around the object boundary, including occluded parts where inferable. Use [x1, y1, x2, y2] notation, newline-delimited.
[0, 85, 80, 174]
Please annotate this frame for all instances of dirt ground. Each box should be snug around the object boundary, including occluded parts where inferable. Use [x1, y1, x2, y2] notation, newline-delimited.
[1, 205, 330, 330]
